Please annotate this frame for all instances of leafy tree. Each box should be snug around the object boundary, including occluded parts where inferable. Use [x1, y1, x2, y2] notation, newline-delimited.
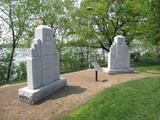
[0, 0, 33, 81]
[38, 0, 78, 67]
[73, 0, 147, 52]
[146, 0, 160, 56]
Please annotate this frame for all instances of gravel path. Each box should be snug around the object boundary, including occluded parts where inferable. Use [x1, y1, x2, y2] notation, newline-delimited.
[0, 69, 157, 120]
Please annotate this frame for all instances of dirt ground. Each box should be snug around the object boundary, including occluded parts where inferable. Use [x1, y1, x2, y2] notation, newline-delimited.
[0, 69, 157, 120]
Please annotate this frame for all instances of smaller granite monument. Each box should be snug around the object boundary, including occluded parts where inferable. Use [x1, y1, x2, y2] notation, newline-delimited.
[107, 35, 134, 74]
[18, 25, 67, 104]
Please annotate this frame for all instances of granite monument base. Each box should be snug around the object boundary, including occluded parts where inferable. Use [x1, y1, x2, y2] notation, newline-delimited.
[103, 68, 134, 74]
[18, 78, 67, 104]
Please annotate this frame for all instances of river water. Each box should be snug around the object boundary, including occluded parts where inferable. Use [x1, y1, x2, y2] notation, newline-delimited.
[1, 47, 107, 65]
[0, 48, 29, 64]
[13, 48, 29, 64]
[0, 47, 146, 66]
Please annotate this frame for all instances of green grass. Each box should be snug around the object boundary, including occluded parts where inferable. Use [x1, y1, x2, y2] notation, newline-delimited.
[135, 66, 160, 74]
[135, 56, 160, 74]
[0, 79, 26, 86]
[57, 76, 160, 120]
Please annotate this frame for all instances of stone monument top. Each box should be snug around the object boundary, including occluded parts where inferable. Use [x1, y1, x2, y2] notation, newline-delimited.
[106, 35, 134, 74]
[114, 35, 125, 44]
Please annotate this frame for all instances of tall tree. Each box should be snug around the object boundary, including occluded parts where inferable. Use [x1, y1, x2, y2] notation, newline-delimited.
[149, 0, 160, 56]
[0, 0, 31, 81]
[38, 0, 77, 66]
[72, 0, 147, 52]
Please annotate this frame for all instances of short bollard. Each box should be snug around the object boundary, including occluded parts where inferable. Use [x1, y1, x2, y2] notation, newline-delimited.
[92, 62, 101, 82]
[95, 70, 98, 81]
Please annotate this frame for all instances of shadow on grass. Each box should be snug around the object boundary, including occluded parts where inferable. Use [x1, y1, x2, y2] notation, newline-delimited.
[35, 85, 86, 105]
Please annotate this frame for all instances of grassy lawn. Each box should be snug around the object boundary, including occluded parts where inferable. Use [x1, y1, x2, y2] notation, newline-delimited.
[135, 56, 160, 74]
[57, 76, 160, 120]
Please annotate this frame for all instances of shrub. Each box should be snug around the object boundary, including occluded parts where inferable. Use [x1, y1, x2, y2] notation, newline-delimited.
[130, 51, 141, 63]
[0, 51, 10, 82]
[15, 62, 27, 80]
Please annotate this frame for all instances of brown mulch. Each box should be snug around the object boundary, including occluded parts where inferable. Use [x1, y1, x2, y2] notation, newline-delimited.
[0, 69, 157, 120]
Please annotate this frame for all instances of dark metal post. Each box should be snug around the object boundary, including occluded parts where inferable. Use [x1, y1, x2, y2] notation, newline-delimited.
[95, 70, 98, 81]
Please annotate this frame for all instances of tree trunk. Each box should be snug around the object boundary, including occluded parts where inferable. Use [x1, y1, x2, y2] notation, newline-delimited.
[86, 46, 89, 67]
[80, 47, 83, 68]
[102, 48, 105, 61]
[59, 47, 62, 70]
[6, 45, 15, 81]
[155, 47, 160, 58]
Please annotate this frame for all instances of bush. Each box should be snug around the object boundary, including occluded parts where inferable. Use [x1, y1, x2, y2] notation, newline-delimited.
[0, 51, 10, 82]
[130, 51, 141, 63]
[15, 62, 27, 80]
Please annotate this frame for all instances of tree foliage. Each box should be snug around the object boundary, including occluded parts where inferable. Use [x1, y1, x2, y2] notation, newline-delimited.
[71, 0, 149, 52]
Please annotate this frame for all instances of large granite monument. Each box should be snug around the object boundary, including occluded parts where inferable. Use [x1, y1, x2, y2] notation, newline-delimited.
[106, 35, 134, 74]
[18, 25, 67, 104]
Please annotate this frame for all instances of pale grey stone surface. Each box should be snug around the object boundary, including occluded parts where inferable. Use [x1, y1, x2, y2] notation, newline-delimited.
[19, 78, 67, 104]
[18, 25, 67, 104]
[107, 35, 134, 74]
[92, 62, 102, 71]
